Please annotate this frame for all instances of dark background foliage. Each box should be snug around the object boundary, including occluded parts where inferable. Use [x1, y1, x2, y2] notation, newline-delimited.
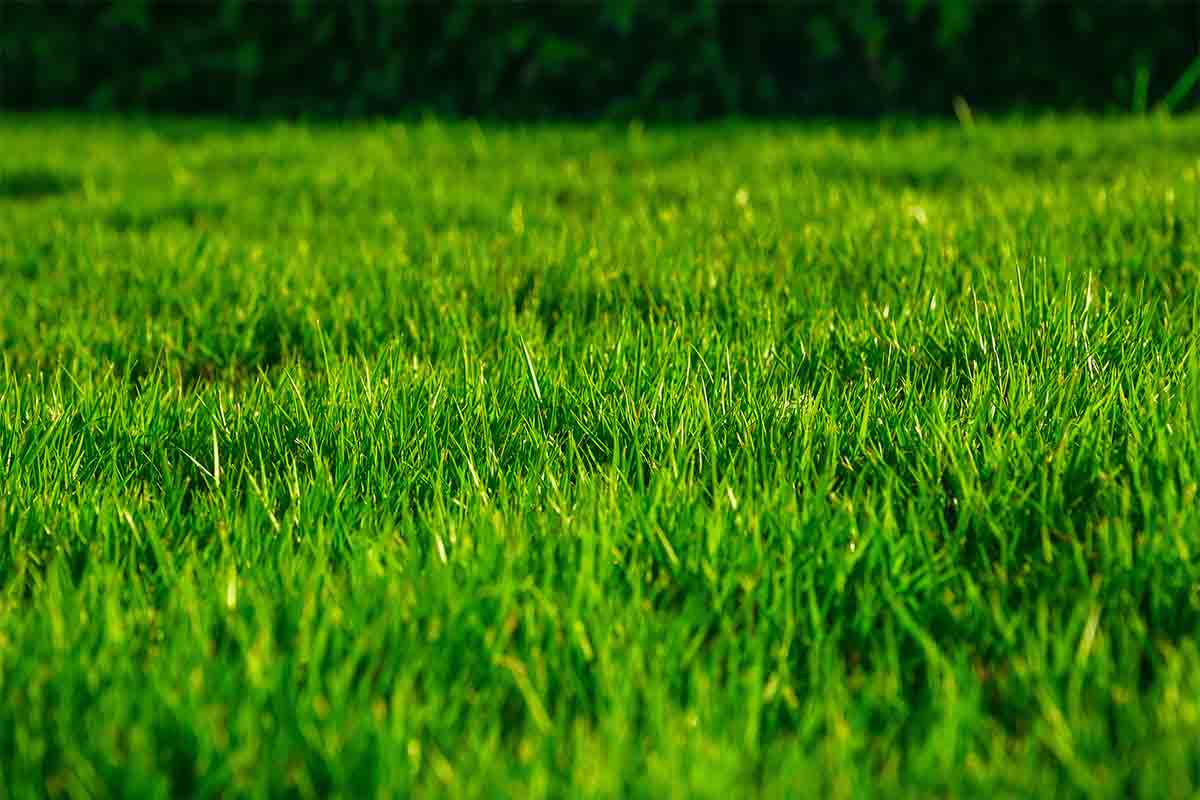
[2, 0, 1198, 119]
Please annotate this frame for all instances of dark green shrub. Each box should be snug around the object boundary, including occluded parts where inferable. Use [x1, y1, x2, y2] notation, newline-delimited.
[1, 0, 1195, 118]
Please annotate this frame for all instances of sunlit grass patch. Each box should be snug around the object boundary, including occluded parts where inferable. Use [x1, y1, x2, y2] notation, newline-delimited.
[0, 113, 1198, 797]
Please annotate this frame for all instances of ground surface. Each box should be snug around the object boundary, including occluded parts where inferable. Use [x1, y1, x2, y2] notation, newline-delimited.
[1, 115, 1199, 798]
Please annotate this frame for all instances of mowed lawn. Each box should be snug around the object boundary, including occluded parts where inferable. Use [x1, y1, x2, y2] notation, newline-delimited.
[1, 114, 1199, 798]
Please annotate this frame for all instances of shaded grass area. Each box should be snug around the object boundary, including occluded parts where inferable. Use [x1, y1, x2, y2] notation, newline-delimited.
[1, 114, 1199, 797]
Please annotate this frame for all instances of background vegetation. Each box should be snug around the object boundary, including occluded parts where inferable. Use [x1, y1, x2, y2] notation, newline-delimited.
[3, 0, 1198, 119]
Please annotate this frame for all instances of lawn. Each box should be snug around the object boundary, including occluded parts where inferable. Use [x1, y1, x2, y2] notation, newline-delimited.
[1, 114, 1199, 798]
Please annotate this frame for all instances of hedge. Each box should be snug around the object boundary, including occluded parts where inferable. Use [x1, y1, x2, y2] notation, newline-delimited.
[2, 0, 1197, 119]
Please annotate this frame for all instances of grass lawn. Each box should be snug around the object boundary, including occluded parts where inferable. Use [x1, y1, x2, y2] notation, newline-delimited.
[1, 114, 1199, 798]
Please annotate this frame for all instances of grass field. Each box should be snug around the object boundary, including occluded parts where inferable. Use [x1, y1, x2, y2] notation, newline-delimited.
[1, 114, 1199, 798]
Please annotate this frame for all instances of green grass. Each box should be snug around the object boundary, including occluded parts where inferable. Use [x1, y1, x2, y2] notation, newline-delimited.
[1, 113, 1199, 798]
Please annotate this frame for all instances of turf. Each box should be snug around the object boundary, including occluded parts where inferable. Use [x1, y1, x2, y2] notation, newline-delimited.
[1, 113, 1199, 798]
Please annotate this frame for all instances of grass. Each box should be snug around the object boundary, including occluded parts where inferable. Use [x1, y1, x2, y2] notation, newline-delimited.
[1, 112, 1199, 798]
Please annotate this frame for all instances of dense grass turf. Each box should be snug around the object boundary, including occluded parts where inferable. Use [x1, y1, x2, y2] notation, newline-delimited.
[1, 114, 1199, 797]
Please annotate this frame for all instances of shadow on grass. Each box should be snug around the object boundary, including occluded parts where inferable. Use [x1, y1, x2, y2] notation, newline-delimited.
[0, 168, 81, 201]
[105, 202, 227, 233]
